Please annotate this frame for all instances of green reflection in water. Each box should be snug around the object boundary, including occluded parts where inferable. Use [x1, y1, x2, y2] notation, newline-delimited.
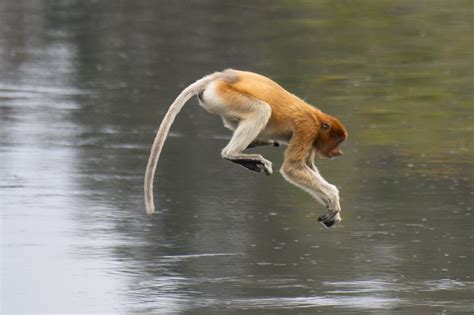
[260, 0, 472, 178]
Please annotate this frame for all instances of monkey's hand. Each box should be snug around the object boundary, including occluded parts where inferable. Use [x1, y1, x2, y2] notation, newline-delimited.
[318, 185, 342, 228]
[318, 212, 341, 228]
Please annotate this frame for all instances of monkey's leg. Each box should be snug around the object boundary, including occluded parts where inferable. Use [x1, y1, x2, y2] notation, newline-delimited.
[224, 140, 274, 175]
[247, 140, 280, 149]
[221, 117, 238, 131]
[222, 119, 278, 151]
[221, 102, 273, 175]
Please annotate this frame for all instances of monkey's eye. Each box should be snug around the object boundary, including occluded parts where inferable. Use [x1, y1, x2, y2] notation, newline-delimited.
[321, 122, 331, 130]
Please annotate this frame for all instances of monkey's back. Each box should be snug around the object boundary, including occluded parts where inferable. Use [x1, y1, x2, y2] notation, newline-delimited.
[221, 70, 320, 140]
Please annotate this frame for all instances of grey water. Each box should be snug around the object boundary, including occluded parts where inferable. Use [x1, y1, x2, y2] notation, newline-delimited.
[1, 1, 473, 314]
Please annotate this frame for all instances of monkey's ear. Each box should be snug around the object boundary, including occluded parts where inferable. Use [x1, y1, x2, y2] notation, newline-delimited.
[321, 122, 331, 130]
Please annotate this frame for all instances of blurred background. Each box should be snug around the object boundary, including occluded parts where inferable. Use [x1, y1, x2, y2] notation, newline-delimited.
[1, 1, 472, 314]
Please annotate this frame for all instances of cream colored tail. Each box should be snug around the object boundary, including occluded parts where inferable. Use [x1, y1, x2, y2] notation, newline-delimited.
[144, 72, 221, 215]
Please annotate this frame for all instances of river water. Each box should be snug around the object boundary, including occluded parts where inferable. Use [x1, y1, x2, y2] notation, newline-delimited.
[1, 1, 473, 314]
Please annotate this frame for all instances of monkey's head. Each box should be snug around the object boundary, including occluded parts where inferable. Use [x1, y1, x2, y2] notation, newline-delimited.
[315, 113, 348, 159]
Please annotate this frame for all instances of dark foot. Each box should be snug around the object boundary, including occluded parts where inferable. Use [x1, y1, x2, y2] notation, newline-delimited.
[227, 158, 263, 173]
[226, 158, 272, 175]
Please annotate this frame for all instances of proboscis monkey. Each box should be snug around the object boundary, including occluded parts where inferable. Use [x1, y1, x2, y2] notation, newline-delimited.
[144, 69, 348, 228]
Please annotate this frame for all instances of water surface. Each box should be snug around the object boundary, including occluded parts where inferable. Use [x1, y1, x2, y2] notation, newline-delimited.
[1, 1, 473, 314]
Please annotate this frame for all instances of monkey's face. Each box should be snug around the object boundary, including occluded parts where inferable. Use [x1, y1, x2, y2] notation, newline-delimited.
[315, 116, 348, 159]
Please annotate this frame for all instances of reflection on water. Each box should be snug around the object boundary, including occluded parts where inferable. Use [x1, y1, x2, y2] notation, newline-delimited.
[1, 0, 473, 314]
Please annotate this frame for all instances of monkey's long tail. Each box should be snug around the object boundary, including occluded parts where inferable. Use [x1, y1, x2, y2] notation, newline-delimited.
[144, 72, 221, 215]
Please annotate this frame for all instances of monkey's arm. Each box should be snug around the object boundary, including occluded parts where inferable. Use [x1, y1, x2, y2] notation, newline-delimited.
[280, 130, 341, 227]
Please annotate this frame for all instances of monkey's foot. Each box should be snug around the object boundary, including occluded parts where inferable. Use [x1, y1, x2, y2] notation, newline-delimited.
[318, 212, 341, 228]
[227, 158, 273, 175]
[247, 140, 280, 149]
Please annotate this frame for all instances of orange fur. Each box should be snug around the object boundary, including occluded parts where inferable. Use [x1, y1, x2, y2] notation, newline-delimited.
[144, 69, 348, 227]
[213, 70, 348, 227]
[215, 70, 348, 158]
